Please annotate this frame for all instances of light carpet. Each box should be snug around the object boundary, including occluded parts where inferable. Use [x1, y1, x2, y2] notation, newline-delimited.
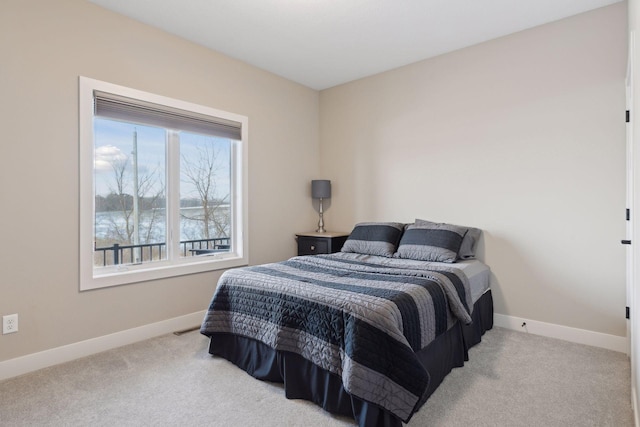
[0, 327, 633, 426]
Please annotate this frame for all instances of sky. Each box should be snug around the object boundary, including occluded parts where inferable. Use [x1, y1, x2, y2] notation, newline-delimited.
[93, 118, 231, 202]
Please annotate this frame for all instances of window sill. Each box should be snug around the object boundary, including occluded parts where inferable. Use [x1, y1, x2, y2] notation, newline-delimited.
[80, 254, 248, 291]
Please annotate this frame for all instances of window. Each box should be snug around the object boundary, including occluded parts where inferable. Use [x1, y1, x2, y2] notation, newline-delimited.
[79, 77, 248, 290]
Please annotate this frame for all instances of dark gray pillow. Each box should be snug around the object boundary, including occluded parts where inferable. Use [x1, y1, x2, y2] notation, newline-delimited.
[341, 222, 405, 257]
[396, 223, 467, 263]
[415, 218, 481, 259]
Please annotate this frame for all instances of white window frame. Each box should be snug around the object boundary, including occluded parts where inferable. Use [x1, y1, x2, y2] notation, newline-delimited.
[79, 76, 248, 291]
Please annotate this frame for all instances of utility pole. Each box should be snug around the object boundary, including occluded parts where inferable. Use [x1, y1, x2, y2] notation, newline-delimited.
[132, 129, 140, 262]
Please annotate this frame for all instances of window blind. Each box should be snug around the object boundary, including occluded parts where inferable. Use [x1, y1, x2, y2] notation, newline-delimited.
[94, 91, 242, 140]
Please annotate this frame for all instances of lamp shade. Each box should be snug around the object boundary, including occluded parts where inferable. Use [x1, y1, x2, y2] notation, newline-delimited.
[311, 180, 331, 199]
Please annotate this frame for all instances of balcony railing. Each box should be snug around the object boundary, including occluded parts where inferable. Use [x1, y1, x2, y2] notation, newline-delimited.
[94, 237, 231, 266]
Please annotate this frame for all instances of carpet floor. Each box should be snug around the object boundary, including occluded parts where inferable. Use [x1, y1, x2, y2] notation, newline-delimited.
[0, 327, 633, 426]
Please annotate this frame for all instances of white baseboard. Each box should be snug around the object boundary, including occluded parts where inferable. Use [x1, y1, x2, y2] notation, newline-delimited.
[0, 310, 205, 381]
[633, 384, 640, 427]
[494, 313, 628, 353]
[0, 311, 628, 382]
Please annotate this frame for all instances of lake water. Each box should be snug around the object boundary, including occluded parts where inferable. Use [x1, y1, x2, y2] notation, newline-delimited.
[95, 206, 229, 243]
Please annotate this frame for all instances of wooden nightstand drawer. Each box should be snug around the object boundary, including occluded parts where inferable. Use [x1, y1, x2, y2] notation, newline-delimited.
[297, 237, 329, 255]
[295, 232, 349, 256]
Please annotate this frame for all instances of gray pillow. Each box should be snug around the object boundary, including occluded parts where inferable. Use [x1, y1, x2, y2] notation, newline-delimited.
[341, 222, 405, 257]
[415, 218, 481, 259]
[396, 223, 467, 263]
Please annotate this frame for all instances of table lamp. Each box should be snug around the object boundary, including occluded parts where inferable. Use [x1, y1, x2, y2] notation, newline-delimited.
[311, 180, 331, 233]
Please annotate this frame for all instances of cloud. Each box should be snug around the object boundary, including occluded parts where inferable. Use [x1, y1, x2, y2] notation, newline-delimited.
[95, 145, 127, 172]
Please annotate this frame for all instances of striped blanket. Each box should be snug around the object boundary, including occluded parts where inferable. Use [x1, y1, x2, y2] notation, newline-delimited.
[200, 253, 473, 422]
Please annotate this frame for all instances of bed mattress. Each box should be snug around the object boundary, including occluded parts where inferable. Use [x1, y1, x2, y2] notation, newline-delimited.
[320, 252, 491, 303]
[441, 259, 490, 303]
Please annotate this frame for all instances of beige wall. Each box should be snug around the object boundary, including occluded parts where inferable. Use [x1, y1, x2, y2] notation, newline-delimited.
[320, 3, 628, 336]
[0, 0, 319, 361]
[0, 0, 629, 363]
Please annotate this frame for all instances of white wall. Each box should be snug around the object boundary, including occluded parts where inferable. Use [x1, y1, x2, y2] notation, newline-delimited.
[320, 3, 628, 337]
[627, 0, 640, 421]
[0, 0, 319, 361]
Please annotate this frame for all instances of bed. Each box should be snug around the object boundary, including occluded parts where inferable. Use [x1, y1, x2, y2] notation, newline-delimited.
[200, 221, 493, 426]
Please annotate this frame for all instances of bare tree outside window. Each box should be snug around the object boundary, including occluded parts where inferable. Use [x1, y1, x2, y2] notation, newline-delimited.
[99, 155, 165, 247]
[178, 132, 232, 252]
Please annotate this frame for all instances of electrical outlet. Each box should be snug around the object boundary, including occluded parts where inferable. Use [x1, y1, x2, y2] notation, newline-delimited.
[3, 314, 18, 334]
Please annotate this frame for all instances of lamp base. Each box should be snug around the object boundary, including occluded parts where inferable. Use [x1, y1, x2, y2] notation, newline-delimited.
[316, 198, 326, 233]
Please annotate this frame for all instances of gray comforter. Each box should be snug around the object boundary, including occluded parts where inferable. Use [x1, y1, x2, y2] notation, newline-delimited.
[201, 252, 473, 422]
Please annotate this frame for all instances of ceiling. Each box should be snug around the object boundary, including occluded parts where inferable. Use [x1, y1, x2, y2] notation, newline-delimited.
[89, 0, 623, 90]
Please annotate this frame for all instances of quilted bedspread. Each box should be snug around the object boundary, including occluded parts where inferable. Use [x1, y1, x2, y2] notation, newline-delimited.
[200, 253, 473, 422]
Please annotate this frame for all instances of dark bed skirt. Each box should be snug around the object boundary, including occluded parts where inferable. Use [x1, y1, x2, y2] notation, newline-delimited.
[207, 290, 494, 427]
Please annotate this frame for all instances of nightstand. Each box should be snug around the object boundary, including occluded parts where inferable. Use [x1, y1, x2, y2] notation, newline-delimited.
[295, 231, 350, 256]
